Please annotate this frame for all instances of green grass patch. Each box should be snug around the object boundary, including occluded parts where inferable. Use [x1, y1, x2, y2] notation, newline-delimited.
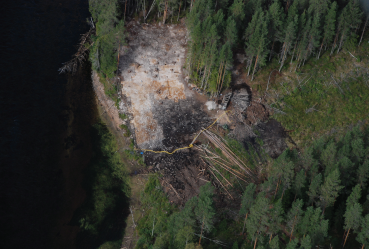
[119, 113, 127, 120]
[120, 124, 131, 137]
[263, 42, 369, 147]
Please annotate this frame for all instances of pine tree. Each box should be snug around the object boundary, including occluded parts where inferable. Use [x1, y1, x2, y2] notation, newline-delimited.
[343, 202, 363, 247]
[251, 13, 269, 81]
[357, 160, 369, 188]
[351, 138, 365, 163]
[300, 234, 312, 249]
[307, 207, 328, 245]
[244, 9, 261, 76]
[268, 0, 285, 61]
[286, 238, 299, 249]
[267, 199, 284, 243]
[270, 235, 279, 249]
[336, 0, 363, 53]
[346, 185, 361, 209]
[246, 193, 270, 249]
[317, 1, 337, 59]
[239, 183, 256, 233]
[321, 141, 337, 176]
[308, 173, 322, 205]
[271, 151, 295, 199]
[224, 17, 237, 48]
[306, 12, 321, 58]
[356, 214, 369, 249]
[175, 226, 195, 247]
[232, 242, 239, 249]
[337, 156, 355, 188]
[194, 183, 215, 244]
[293, 169, 306, 200]
[229, 0, 245, 24]
[319, 169, 343, 213]
[286, 199, 304, 241]
[279, 15, 298, 72]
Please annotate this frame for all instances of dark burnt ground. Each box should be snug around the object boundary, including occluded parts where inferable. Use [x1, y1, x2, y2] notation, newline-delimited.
[254, 119, 288, 158]
[142, 97, 213, 205]
[144, 151, 208, 205]
[227, 83, 288, 160]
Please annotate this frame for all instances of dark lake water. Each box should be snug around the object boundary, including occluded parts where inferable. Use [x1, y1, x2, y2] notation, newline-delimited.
[0, 0, 98, 248]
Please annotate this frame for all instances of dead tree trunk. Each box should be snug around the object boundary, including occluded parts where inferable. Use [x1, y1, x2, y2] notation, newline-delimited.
[163, 0, 168, 24]
[359, 16, 369, 46]
[331, 31, 340, 55]
[251, 55, 259, 81]
[317, 37, 325, 59]
[337, 33, 345, 54]
[269, 40, 275, 61]
[218, 65, 226, 94]
[124, 0, 127, 20]
[177, 2, 181, 22]
[343, 228, 350, 247]
[199, 217, 205, 244]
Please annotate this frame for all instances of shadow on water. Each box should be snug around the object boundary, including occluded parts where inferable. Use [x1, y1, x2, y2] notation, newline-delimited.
[0, 0, 129, 248]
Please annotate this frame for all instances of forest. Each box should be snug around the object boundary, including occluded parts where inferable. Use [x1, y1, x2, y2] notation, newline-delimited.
[82, 0, 369, 248]
[136, 126, 369, 249]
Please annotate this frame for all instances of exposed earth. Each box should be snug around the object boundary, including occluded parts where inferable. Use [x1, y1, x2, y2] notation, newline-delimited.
[111, 22, 288, 205]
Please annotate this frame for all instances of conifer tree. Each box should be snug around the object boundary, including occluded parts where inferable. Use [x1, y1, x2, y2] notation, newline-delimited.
[175, 226, 195, 247]
[306, 12, 321, 57]
[270, 235, 279, 249]
[317, 1, 337, 59]
[244, 9, 261, 76]
[351, 138, 365, 163]
[240, 183, 256, 233]
[356, 214, 369, 249]
[268, 0, 285, 61]
[293, 169, 306, 200]
[267, 199, 284, 243]
[336, 0, 363, 53]
[306, 207, 328, 245]
[321, 141, 337, 176]
[250, 14, 269, 81]
[229, 0, 245, 24]
[346, 184, 361, 209]
[194, 183, 215, 245]
[357, 160, 369, 188]
[308, 173, 322, 205]
[343, 202, 363, 247]
[286, 238, 299, 249]
[319, 169, 343, 213]
[271, 151, 295, 199]
[300, 234, 312, 249]
[286, 199, 304, 241]
[224, 17, 237, 48]
[245, 10, 270, 80]
[279, 15, 298, 72]
[246, 193, 270, 249]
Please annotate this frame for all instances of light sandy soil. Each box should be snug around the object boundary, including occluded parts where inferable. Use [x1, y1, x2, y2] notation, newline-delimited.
[119, 22, 200, 150]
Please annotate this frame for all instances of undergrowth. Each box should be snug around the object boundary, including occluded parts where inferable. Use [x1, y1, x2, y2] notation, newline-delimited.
[253, 36, 369, 147]
[72, 121, 130, 249]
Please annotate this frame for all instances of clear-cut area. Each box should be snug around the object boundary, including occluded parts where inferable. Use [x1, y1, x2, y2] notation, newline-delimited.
[119, 22, 207, 150]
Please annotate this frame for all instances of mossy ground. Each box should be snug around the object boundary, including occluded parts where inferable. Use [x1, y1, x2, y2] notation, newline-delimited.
[250, 34, 369, 147]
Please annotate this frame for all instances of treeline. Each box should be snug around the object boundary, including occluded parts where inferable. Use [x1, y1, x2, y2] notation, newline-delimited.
[135, 125, 369, 248]
[73, 122, 130, 248]
[186, 0, 368, 93]
[89, 0, 126, 78]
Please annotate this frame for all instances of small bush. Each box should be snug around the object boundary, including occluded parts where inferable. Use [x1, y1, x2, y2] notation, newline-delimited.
[120, 124, 131, 137]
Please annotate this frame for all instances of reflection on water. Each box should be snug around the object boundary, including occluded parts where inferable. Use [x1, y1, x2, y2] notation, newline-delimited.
[0, 0, 96, 248]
